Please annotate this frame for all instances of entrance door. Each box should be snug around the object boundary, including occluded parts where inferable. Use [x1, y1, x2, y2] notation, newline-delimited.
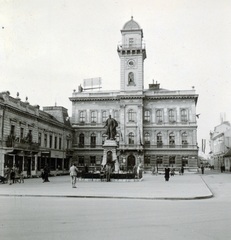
[127, 155, 135, 171]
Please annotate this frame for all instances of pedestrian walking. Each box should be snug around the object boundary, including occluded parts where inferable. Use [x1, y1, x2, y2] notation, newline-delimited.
[201, 165, 204, 174]
[69, 163, 78, 188]
[181, 166, 184, 175]
[155, 165, 158, 176]
[43, 164, 50, 182]
[9, 165, 16, 185]
[164, 166, 170, 181]
[106, 163, 111, 182]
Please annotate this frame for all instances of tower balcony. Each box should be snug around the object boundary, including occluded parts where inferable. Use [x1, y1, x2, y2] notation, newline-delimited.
[117, 43, 146, 59]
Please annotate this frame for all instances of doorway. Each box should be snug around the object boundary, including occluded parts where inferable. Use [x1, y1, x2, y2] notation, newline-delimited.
[127, 155, 135, 171]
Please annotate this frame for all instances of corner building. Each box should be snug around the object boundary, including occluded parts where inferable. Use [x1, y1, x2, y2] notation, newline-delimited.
[70, 18, 199, 172]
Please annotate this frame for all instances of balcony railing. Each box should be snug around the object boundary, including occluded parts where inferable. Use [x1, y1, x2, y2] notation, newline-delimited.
[73, 143, 196, 150]
[117, 43, 146, 50]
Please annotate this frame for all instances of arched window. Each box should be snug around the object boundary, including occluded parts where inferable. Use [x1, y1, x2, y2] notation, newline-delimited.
[128, 132, 134, 144]
[144, 110, 150, 122]
[182, 132, 188, 147]
[128, 72, 134, 84]
[169, 109, 175, 122]
[80, 111, 85, 123]
[90, 133, 96, 148]
[156, 110, 163, 123]
[102, 111, 107, 123]
[169, 132, 175, 147]
[91, 111, 97, 123]
[144, 132, 150, 145]
[128, 109, 135, 122]
[79, 133, 84, 148]
[181, 109, 187, 122]
[157, 132, 162, 147]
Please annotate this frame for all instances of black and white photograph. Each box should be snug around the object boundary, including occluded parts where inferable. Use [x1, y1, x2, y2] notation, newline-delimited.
[1, 1, 231, 239]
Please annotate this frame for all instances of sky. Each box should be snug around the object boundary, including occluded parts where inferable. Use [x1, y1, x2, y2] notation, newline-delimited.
[1, 0, 231, 154]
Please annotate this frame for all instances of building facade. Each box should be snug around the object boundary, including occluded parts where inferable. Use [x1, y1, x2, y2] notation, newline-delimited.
[0, 91, 73, 177]
[70, 18, 199, 172]
[210, 121, 231, 170]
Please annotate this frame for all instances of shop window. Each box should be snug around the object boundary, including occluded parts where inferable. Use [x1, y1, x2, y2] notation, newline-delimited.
[182, 156, 188, 166]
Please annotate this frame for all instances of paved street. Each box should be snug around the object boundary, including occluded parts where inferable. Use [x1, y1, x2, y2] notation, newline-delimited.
[1, 170, 231, 240]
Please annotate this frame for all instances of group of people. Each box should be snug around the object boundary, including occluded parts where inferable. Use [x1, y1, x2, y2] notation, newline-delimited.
[0, 165, 24, 185]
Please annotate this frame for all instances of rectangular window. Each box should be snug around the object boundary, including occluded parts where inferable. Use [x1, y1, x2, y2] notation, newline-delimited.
[44, 134, 47, 147]
[181, 109, 188, 122]
[38, 132, 41, 146]
[49, 135, 52, 148]
[169, 110, 175, 122]
[80, 111, 85, 123]
[10, 125, 15, 135]
[169, 156, 175, 165]
[67, 139, 70, 149]
[78, 156, 84, 166]
[129, 38, 134, 46]
[90, 156, 96, 166]
[59, 137, 62, 149]
[156, 156, 163, 165]
[102, 111, 107, 123]
[182, 156, 188, 166]
[144, 110, 150, 122]
[156, 110, 163, 123]
[20, 128, 24, 140]
[144, 156, 150, 165]
[91, 111, 97, 123]
[54, 137, 57, 149]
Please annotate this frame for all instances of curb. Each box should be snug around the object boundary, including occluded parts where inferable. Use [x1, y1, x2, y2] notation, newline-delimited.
[0, 193, 213, 200]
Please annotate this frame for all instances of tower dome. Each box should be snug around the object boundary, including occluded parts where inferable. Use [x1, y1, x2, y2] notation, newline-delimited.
[122, 16, 141, 30]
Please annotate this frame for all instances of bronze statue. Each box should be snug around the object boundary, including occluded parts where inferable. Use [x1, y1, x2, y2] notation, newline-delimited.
[104, 115, 118, 140]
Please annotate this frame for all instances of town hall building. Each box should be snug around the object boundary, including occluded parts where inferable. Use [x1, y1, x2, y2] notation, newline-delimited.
[70, 17, 199, 172]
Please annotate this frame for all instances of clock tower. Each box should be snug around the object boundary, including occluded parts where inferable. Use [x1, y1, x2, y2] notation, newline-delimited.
[117, 17, 147, 93]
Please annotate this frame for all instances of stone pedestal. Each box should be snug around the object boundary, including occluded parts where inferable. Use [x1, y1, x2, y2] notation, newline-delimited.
[102, 140, 119, 171]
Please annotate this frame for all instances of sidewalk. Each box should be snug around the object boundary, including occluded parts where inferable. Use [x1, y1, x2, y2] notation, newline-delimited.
[0, 173, 213, 200]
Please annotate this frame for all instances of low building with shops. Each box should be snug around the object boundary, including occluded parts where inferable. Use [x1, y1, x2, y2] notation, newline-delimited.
[0, 91, 73, 177]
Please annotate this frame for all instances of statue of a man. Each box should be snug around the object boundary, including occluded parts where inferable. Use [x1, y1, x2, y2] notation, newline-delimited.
[104, 115, 118, 140]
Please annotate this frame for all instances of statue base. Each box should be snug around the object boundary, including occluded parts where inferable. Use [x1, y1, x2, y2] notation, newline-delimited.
[102, 140, 119, 171]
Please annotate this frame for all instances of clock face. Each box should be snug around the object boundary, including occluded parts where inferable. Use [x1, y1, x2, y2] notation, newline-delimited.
[127, 59, 135, 67]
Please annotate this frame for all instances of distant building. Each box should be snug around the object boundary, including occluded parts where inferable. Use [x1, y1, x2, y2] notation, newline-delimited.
[0, 91, 72, 177]
[210, 121, 231, 170]
[70, 17, 199, 172]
